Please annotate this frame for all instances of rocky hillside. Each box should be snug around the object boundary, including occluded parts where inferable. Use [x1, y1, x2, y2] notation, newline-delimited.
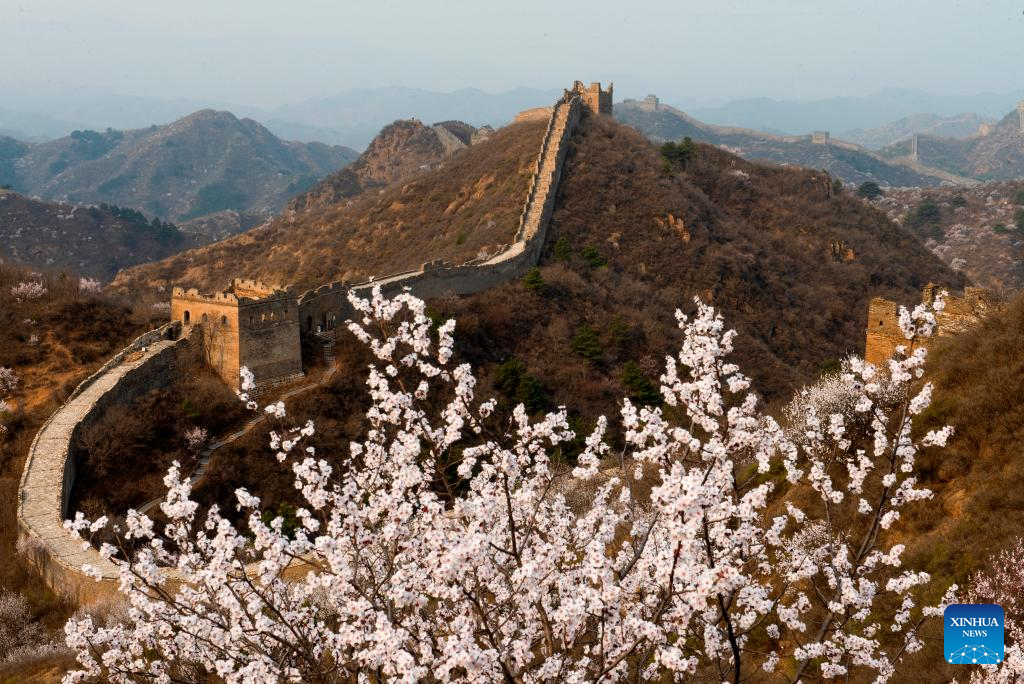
[0, 189, 206, 281]
[880, 106, 1024, 181]
[873, 181, 1024, 291]
[616, 100, 948, 187]
[0, 110, 357, 222]
[122, 113, 960, 403]
[112, 118, 545, 292]
[288, 119, 492, 212]
[842, 112, 993, 150]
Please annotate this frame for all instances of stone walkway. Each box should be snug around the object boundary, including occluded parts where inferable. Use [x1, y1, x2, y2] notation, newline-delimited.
[137, 359, 341, 516]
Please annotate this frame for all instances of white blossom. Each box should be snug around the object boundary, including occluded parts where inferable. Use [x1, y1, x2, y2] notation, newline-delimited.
[61, 287, 953, 683]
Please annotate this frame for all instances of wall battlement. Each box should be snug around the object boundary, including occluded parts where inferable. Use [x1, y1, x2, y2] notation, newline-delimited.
[865, 285, 999, 365]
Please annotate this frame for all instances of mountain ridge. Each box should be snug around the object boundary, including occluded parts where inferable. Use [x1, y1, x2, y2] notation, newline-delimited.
[0, 110, 357, 223]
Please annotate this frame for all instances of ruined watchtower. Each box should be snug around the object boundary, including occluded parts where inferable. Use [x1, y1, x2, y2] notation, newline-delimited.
[569, 81, 613, 116]
[811, 131, 830, 145]
[1018, 100, 1024, 133]
[170, 279, 302, 388]
[864, 285, 999, 365]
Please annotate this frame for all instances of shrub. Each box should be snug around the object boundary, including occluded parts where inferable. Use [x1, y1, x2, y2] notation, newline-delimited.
[1015, 187, 1024, 205]
[553, 237, 572, 261]
[620, 360, 661, 406]
[571, 323, 603, 363]
[522, 267, 546, 293]
[856, 181, 882, 199]
[660, 137, 695, 168]
[993, 223, 1009, 234]
[0, 590, 52, 664]
[950, 193, 967, 208]
[494, 358, 546, 414]
[1015, 208, 1024, 228]
[580, 245, 606, 269]
[904, 197, 944, 239]
[260, 502, 301, 540]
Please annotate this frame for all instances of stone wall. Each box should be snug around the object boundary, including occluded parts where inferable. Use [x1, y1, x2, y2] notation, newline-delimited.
[297, 93, 583, 339]
[21, 91, 586, 602]
[17, 322, 188, 604]
[865, 286, 998, 365]
[239, 296, 302, 383]
[514, 106, 554, 123]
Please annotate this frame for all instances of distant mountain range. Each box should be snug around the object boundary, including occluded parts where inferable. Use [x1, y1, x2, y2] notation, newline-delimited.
[0, 85, 559, 150]
[688, 88, 1024, 138]
[615, 100, 950, 187]
[878, 107, 1024, 182]
[3, 84, 1022, 153]
[0, 110, 357, 222]
[842, 112, 994, 150]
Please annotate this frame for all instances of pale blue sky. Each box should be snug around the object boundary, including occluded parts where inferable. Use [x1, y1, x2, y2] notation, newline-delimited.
[1, 0, 1021, 108]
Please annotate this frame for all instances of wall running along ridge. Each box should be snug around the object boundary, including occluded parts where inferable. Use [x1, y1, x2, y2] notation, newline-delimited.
[17, 323, 188, 603]
[295, 92, 583, 352]
[18, 93, 584, 601]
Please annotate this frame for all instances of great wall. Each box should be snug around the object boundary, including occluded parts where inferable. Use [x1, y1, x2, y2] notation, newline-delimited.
[17, 80, 1001, 603]
[15, 81, 600, 602]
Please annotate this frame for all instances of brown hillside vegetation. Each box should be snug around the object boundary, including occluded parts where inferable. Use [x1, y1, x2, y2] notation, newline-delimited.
[0, 189, 204, 281]
[287, 119, 488, 213]
[882, 292, 1024, 680]
[875, 181, 1024, 292]
[0, 263, 156, 673]
[438, 114, 963, 410]
[179, 114, 966, 525]
[111, 119, 547, 293]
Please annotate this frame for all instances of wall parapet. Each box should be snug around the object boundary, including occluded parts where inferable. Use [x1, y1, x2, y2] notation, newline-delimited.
[17, 324, 189, 603]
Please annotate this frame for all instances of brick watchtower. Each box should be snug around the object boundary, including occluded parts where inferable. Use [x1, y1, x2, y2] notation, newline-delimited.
[569, 81, 613, 116]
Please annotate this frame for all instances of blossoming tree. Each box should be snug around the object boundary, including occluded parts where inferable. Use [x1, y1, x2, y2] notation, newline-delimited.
[64, 287, 956, 683]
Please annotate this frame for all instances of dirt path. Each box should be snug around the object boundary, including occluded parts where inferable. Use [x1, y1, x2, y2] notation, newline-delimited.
[137, 360, 340, 515]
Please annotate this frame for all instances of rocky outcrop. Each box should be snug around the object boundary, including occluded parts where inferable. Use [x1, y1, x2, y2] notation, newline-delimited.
[287, 119, 486, 213]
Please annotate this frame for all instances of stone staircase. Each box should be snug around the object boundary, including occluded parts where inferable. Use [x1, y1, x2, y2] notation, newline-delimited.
[515, 96, 579, 244]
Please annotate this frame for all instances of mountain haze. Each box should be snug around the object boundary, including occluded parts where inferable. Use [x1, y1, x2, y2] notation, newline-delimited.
[616, 100, 948, 187]
[0, 110, 357, 222]
[881, 106, 1024, 181]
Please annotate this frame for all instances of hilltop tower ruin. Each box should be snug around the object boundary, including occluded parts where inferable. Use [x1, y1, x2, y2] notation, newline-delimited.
[811, 131, 830, 145]
[569, 81, 613, 116]
[171, 279, 302, 388]
[865, 285, 999, 365]
[1018, 100, 1024, 132]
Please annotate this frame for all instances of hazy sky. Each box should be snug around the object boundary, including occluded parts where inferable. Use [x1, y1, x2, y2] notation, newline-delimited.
[2, 0, 1022, 108]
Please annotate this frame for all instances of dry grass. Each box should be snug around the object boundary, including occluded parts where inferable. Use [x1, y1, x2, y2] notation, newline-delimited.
[112, 119, 548, 294]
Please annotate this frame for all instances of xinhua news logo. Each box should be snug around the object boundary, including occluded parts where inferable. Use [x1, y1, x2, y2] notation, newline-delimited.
[944, 604, 1004, 665]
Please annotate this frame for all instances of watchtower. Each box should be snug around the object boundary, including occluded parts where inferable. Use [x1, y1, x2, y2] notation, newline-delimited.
[811, 131, 830, 145]
[569, 81, 613, 116]
[1018, 101, 1024, 133]
[170, 279, 302, 388]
